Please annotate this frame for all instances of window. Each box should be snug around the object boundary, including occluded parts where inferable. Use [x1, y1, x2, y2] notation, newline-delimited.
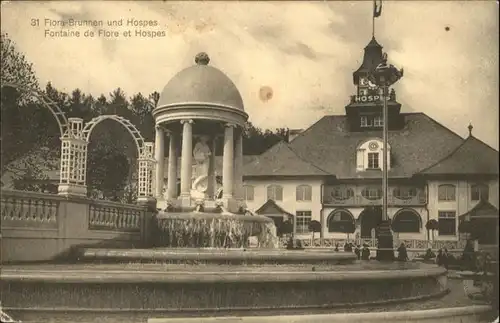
[328, 210, 355, 233]
[243, 185, 254, 201]
[438, 184, 456, 201]
[361, 117, 371, 127]
[331, 186, 354, 201]
[393, 187, 417, 200]
[296, 211, 312, 234]
[471, 183, 489, 201]
[367, 153, 380, 169]
[438, 211, 456, 236]
[392, 210, 421, 233]
[361, 186, 382, 200]
[267, 185, 283, 201]
[296, 185, 312, 201]
[373, 116, 384, 127]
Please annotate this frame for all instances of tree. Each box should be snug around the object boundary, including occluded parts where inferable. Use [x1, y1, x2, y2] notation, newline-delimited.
[425, 219, 439, 242]
[279, 220, 294, 237]
[0, 33, 61, 186]
[308, 220, 321, 240]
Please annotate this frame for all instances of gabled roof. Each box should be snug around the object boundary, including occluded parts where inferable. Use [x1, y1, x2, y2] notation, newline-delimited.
[243, 141, 330, 177]
[287, 113, 469, 179]
[418, 135, 499, 176]
[459, 199, 499, 219]
[255, 199, 293, 217]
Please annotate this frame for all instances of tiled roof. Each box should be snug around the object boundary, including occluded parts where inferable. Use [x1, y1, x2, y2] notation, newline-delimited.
[286, 113, 470, 179]
[459, 199, 499, 219]
[243, 141, 330, 177]
[255, 199, 294, 217]
[418, 135, 499, 176]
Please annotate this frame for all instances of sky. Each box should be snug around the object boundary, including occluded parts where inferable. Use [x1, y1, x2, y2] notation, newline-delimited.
[1, 1, 499, 149]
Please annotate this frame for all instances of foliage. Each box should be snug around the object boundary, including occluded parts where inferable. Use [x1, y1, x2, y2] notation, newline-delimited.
[278, 220, 294, 237]
[1, 33, 292, 200]
[308, 220, 321, 233]
[425, 219, 439, 231]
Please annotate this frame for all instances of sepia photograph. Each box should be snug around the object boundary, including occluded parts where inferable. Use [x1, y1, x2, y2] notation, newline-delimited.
[0, 1, 498, 322]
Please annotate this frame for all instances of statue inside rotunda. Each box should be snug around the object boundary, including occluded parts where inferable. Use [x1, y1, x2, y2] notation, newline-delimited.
[152, 52, 248, 214]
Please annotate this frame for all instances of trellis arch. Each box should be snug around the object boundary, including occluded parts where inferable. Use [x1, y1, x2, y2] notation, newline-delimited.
[1, 82, 69, 137]
[82, 115, 145, 155]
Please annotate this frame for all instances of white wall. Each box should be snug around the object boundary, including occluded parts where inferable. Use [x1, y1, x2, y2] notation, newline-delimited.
[243, 178, 323, 238]
[427, 179, 499, 241]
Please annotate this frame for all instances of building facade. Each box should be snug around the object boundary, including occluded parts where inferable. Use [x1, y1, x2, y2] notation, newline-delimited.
[241, 37, 499, 243]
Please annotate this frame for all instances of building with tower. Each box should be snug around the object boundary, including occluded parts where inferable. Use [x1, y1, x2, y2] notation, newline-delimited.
[241, 36, 499, 244]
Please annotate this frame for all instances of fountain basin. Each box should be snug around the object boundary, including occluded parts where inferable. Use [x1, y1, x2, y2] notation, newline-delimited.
[80, 247, 357, 264]
[1, 262, 449, 315]
[154, 211, 277, 249]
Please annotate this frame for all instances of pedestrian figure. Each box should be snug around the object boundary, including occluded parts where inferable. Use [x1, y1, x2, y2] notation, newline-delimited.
[397, 243, 409, 262]
[354, 245, 361, 260]
[361, 244, 370, 260]
[436, 248, 449, 269]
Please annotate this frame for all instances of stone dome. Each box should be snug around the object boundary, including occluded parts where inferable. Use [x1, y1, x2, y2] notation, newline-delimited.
[156, 53, 245, 112]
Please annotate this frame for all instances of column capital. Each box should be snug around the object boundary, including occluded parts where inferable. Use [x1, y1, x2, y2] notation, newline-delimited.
[181, 119, 194, 125]
[225, 122, 237, 128]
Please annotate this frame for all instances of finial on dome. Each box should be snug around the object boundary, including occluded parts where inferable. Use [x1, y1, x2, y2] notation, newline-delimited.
[468, 123, 473, 136]
[195, 52, 210, 65]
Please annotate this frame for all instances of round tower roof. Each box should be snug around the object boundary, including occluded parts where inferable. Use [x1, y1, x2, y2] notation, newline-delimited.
[156, 52, 245, 112]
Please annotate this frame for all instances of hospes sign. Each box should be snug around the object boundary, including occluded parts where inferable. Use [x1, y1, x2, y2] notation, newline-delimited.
[354, 95, 389, 103]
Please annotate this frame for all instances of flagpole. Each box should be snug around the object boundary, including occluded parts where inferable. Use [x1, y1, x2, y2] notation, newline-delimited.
[372, 0, 376, 37]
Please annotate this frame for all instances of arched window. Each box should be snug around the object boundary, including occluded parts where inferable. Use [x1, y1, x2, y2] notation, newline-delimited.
[471, 183, 489, 201]
[392, 209, 421, 233]
[356, 139, 391, 172]
[438, 184, 456, 201]
[327, 210, 355, 233]
[243, 185, 254, 201]
[361, 186, 382, 200]
[267, 185, 283, 201]
[393, 187, 417, 200]
[331, 186, 354, 201]
[296, 185, 312, 201]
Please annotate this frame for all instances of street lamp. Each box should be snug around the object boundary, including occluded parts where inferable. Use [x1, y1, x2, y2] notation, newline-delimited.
[368, 52, 404, 261]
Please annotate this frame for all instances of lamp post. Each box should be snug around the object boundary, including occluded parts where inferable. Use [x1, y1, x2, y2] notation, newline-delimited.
[368, 52, 403, 261]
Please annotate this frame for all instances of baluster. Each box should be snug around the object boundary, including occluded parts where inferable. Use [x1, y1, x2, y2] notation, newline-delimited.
[32, 199, 39, 221]
[38, 200, 45, 222]
[89, 205, 95, 226]
[135, 212, 141, 228]
[46, 200, 54, 222]
[18, 199, 26, 220]
[9, 198, 16, 220]
[98, 207, 104, 225]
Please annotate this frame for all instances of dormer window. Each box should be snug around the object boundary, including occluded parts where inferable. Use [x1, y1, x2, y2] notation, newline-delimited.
[360, 115, 383, 128]
[373, 116, 383, 127]
[361, 116, 372, 127]
[356, 139, 391, 172]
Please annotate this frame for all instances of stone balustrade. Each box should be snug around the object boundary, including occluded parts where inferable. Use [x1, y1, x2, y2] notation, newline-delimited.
[88, 201, 144, 232]
[1, 189, 152, 263]
[1, 190, 60, 228]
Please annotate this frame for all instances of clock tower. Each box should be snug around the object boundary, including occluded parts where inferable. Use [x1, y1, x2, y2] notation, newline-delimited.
[345, 37, 403, 132]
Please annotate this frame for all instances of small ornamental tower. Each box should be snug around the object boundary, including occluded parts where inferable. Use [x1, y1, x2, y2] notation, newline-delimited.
[58, 118, 88, 197]
[137, 142, 156, 203]
[345, 37, 403, 132]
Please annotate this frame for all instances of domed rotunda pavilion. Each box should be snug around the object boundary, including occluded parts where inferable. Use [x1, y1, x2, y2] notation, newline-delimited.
[152, 52, 249, 213]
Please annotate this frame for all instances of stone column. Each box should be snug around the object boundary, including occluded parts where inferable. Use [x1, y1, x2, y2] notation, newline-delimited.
[222, 123, 235, 199]
[207, 136, 216, 199]
[233, 129, 244, 200]
[167, 131, 178, 199]
[180, 119, 193, 199]
[154, 125, 165, 198]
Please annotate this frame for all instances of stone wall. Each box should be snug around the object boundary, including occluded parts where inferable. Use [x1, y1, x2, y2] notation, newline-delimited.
[0, 189, 153, 263]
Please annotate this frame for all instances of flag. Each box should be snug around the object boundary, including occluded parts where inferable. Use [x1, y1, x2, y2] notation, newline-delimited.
[374, 0, 383, 18]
